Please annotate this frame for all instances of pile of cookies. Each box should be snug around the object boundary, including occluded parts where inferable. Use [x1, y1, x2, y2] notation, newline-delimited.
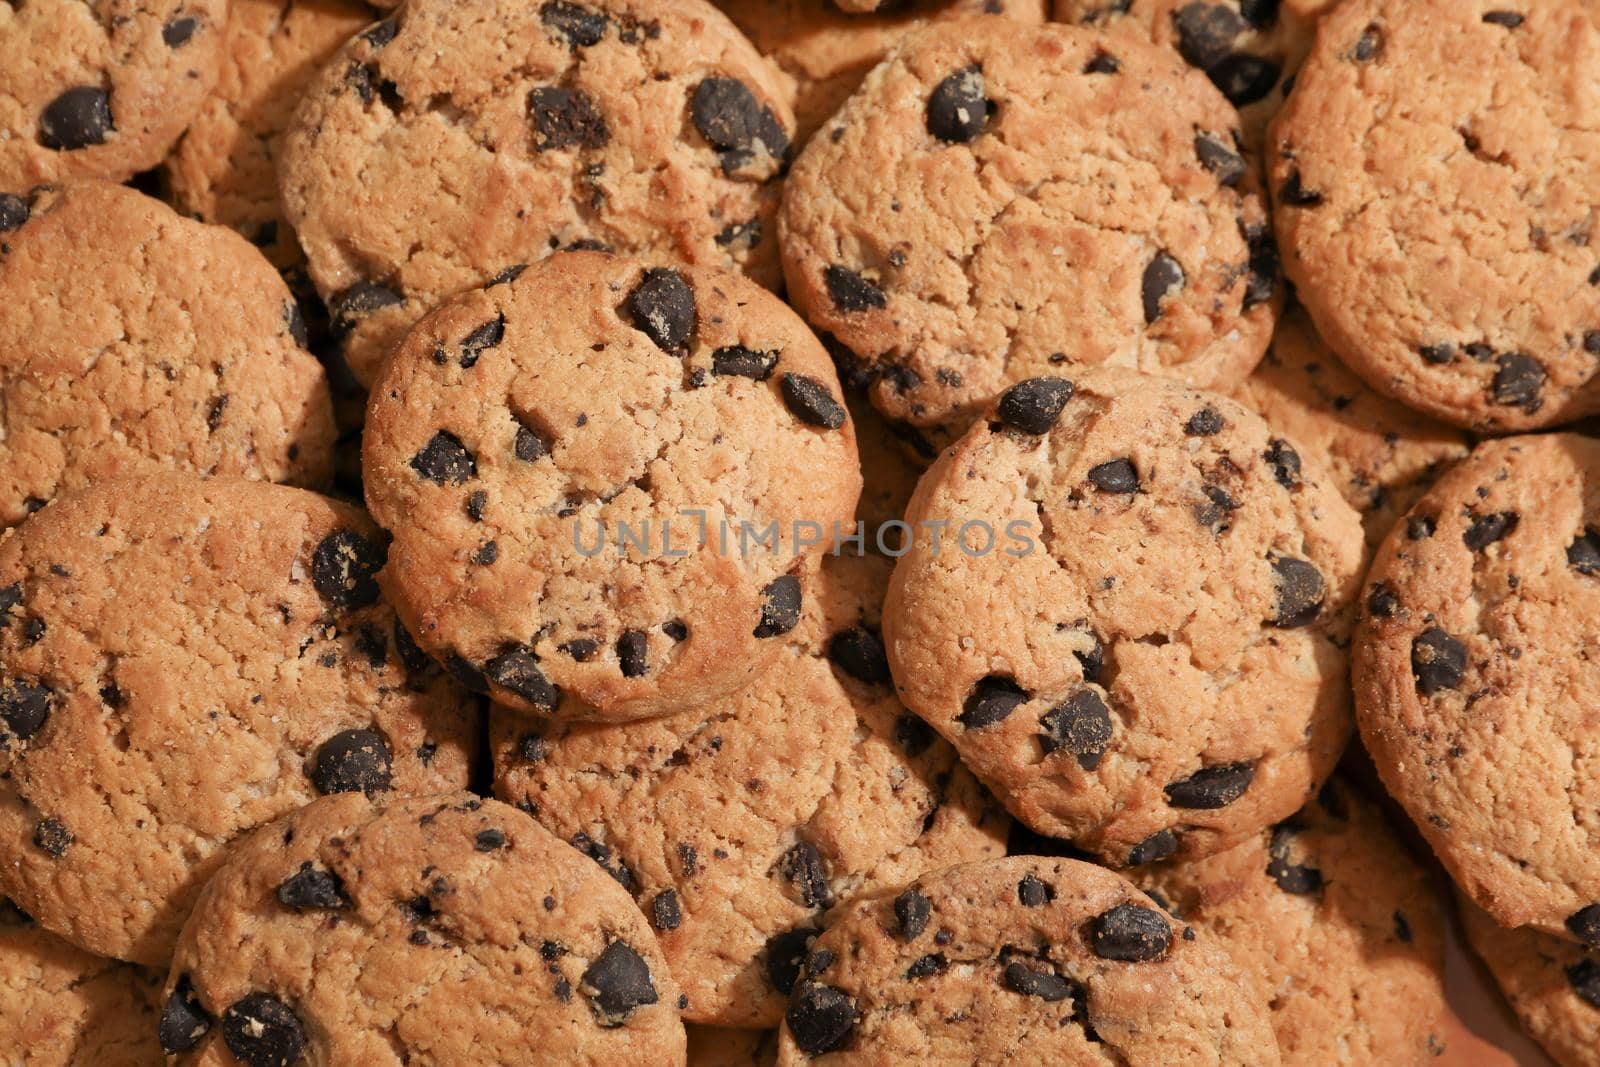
[2, 0, 1598, 1063]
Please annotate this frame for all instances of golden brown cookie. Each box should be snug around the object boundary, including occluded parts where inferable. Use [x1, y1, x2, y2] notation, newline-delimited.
[690, 1026, 778, 1067]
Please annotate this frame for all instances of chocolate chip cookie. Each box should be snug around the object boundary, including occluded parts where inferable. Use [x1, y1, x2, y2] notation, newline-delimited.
[164, 0, 377, 270]
[0, 0, 226, 185]
[492, 547, 1008, 1026]
[1234, 304, 1472, 550]
[161, 792, 687, 1064]
[1, 898, 165, 1066]
[885, 368, 1365, 866]
[712, 0, 1047, 145]
[1355, 433, 1600, 942]
[1137, 777, 1450, 1065]
[280, 0, 795, 385]
[364, 253, 861, 723]
[780, 19, 1279, 449]
[1270, 0, 1600, 431]
[0, 181, 337, 529]
[0, 474, 478, 965]
[773, 855, 1278, 1064]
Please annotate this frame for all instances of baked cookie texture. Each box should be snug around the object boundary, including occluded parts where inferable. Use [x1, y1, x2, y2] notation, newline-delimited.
[161, 792, 687, 1065]
[280, 0, 796, 385]
[780, 19, 1278, 449]
[164, 0, 378, 270]
[0, 475, 479, 966]
[1137, 777, 1449, 1066]
[712, 0, 1046, 145]
[364, 253, 861, 723]
[0, 181, 337, 530]
[885, 368, 1364, 866]
[1233, 305, 1471, 550]
[492, 547, 1009, 1027]
[1052, 0, 1337, 151]
[1462, 897, 1600, 1067]
[690, 1026, 778, 1067]
[1269, 0, 1600, 432]
[0, 899, 166, 1066]
[1355, 434, 1600, 943]
[0, 0, 226, 186]
[773, 855, 1279, 1064]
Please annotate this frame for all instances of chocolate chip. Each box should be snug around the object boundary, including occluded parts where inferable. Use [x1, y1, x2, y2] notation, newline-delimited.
[1394, 911, 1412, 942]
[1492, 353, 1544, 411]
[782, 840, 830, 908]
[781, 373, 847, 429]
[486, 263, 527, 288]
[159, 976, 212, 1053]
[1569, 527, 1600, 574]
[1073, 632, 1105, 683]
[486, 645, 560, 711]
[311, 530, 385, 612]
[895, 715, 935, 756]
[32, 818, 69, 857]
[1567, 905, 1600, 947]
[457, 315, 505, 368]
[1408, 515, 1436, 540]
[40, 88, 113, 150]
[1419, 343, 1455, 365]
[1141, 252, 1185, 324]
[1004, 961, 1078, 1001]
[960, 675, 1028, 729]
[1270, 556, 1325, 628]
[1165, 761, 1255, 808]
[1088, 458, 1139, 494]
[570, 832, 636, 891]
[283, 300, 309, 348]
[624, 267, 696, 352]
[1352, 22, 1383, 61]
[996, 377, 1074, 435]
[1569, 959, 1600, 1008]
[1464, 511, 1518, 551]
[894, 889, 931, 940]
[0, 194, 29, 232]
[1090, 901, 1172, 962]
[1265, 438, 1301, 488]
[754, 575, 802, 638]
[1174, 3, 1245, 69]
[1482, 10, 1524, 28]
[1243, 224, 1280, 309]
[827, 626, 891, 685]
[712, 345, 778, 380]
[1194, 131, 1245, 186]
[663, 619, 689, 642]
[1018, 873, 1054, 907]
[1278, 169, 1324, 207]
[786, 982, 856, 1055]
[715, 217, 763, 249]
[0, 678, 52, 741]
[1185, 407, 1224, 436]
[823, 265, 886, 313]
[276, 862, 351, 910]
[518, 733, 548, 763]
[528, 86, 608, 151]
[1039, 689, 1112, 770]
[559, 639, 597, 663]
[1266, 826, 1322, 894]
[1209, 54, 1280, 106]
[514, 418, 550, 463]
[541, 0, 607, 46]
[617, 630, 649, 677]
[1127, 829, 1178, 866]
[1412, 627, 1467, 694]
[1240, 0, 1280, 26]
[222, 993, 306, 1067]
[581, 940, 659, 1024]
[765, 926, 819, 992]
[690, 77, 789, 167]
[410, 430, 476, 485]
[648, 889, 681, 932]
[310, 728, 392, 796]
[446, 653, 488, 693]
[330, 281, 402, 334]
[926, 66, 990, 144]
[1084, 51, 1122, 74]
[162, 15, 200, 47]
[1367, 582, 1400, 617]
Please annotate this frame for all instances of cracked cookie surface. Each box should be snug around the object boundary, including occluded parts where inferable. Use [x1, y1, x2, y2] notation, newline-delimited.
[0, 474, 478, 965]
[0, 0, 226, 185]
[1269, 0, 1600, 431]
[364, 252, 860, 723]
[280, 0, 795, 385]
[492, 547, 1008, 1027]
[162, 792, 686, 1065]
[884, 368, 1364, 866]
[0, 181, 336, 529]
[779, 19, 1278, 449]
[773, 855, 1279, 1065]
[1355, 434, 1600, 942]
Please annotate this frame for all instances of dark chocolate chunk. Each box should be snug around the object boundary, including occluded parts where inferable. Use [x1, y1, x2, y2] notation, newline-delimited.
[310, 728, 392, 796]
[926, 66, 990, 144]
[311, 530, 386, 612]
[786, 982, 856, 1055]
[159, 976, 213, 1053]
[1038, 689, 1112, 770]
[581, 940, 659, 1024]
[1164, 761, 1255, 809]
[959, 675, 1028, 729]
[1412, 627, 1467, 694]
[712, 345, 778, 380]
[40, 88, 113, 151]
[823, 265, 886, 312]
[486, 645, 560, 711]
[541, 1, 608, 47]
[410, 430, 476, 485]
[754, 575, 802, 638]
[528, 86, 608, 151]
[1090, 901, 1173, 962]
[276, 862, 351, 910]
[894, 889, 931, 940]
[222, 993, 306, 1067]
[996, 377, 1073, 435]
[1270, 556, 1325, 628]
[1087, 457, 1139, 494]
[624, 267, 696, 352]
[1141, 251, 1185, 324]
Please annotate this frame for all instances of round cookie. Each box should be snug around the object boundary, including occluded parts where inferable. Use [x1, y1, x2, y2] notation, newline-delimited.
[1052, 0, 1336, 151]
[780, 19, 1279, 449]
[160, 792, 687, 1065]
[884, 368, 1365, 865]
[1234, 304, 1472, 550]
[280, 0, 796, 386]
[712, 0, 1047, 145]
[492, 547, 1009, 1026]
[1269, 0, 1600, 432]
[164, 0, 378, 270]
[0, 181, 337, 529]
[1, 899, 166, 1066]
[1354, 434, 1600, 942]
[690, 1026, 778, 1067]
[1461, 898, 1600, 1067]
[0, 0, 226, 186]
[1136, 777, 1450, 1065]
[773, 855, 1279, 1064]
[0, 474, 479, 965]
[364, 253, 860, 723]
